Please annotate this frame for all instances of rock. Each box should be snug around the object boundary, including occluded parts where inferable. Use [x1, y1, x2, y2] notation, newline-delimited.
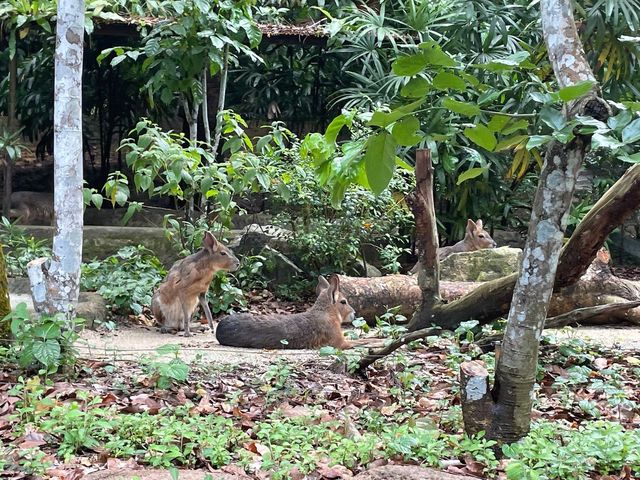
[354, 465, 478, 480]
[231, 224, 293, 257]
[354, 259, 383, 278]
[261, 245, 303, 285]
[7, 291, 107, 329]
[440, 246, 522, 282]
[84, 469, 247, 480]
[231, 212, 274, 229]
[77, 292, 109, 329]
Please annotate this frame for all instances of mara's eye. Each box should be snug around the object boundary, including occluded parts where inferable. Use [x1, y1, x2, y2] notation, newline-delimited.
[479, 234, 485, 238]
[340, 300, 347, 305]
[220, 251, 227, 256]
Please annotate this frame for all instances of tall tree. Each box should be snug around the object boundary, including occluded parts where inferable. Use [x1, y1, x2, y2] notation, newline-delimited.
[27, 0, 85, 317]
[459, 0, 610, 443]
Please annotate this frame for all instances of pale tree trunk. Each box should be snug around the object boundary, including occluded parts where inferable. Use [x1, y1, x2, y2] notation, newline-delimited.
[27, 0, 85, 318]
[202, 69, 211, 146]
[460, 0, 609, 443]
[211, 45, 230, 157]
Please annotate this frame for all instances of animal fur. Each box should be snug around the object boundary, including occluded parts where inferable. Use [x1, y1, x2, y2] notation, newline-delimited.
[151, 231, 239, 336]
[216, 275, 355, 350]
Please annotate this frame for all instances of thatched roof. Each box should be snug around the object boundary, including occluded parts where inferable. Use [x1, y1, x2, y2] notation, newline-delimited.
[94, 15, 328, 46]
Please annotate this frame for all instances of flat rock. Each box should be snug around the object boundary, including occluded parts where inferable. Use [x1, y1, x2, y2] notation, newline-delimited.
[440, 246, 522, 282]
[354, 465, 479, 480]
[84, 469, 247, 480]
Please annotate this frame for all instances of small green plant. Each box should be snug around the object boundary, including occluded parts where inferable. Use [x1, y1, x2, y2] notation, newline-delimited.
[0, 217, 52, 276]
[81, 245, 166, 315]
[3, 303, 82, 374]
[139, 344, 189, 389]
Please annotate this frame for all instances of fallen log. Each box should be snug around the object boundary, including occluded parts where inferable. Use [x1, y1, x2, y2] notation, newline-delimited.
[340, 252, 640, 326]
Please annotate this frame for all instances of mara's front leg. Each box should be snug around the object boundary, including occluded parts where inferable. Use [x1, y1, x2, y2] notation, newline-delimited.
[199, 293, 215, 332]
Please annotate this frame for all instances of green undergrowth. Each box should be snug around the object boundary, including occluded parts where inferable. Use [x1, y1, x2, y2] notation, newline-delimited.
[2, 377, 638, 479]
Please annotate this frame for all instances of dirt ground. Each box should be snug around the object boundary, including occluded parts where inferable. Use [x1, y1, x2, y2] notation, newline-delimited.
[10, 293, 640, 365]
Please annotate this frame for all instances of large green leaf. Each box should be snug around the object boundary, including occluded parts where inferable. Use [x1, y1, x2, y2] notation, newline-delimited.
[325, 113, 352, 144]
[591, 133, 624, 150]
[369, 99, 425, 128]
[443, 98, 480, 117]
[539, 106, 566, 131]
[364, 132, 398, 195]
[32, 339, 61, 368]
[432, 72, 466, 91]
[418, 41, 457, 67]
[558, 80, 595, 102]
[463, 125, 497, 151]
[487, 115, 510, 133]
[456, 167, 487, 185]
[391, 116, 422, 146]
[400, 78, 430, 98]
[392, 53, 428, 76]
[622, 118, 640, 144]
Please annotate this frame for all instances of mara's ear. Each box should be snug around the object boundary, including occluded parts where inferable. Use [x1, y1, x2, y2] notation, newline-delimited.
[466, 219, 477, 232]
[328, 274, 340, 303]
[316, 275, 330, 296]
[476, 219, 483, 229]
[203, 231, 219, 252]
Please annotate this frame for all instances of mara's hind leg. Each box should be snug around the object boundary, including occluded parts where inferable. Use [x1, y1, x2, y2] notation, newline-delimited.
[181, 297, 192, 337]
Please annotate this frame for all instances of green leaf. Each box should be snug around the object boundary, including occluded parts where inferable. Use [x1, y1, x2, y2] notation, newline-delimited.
[622, 118, 640, 144]
[364, 132, 398, 195]
[391, 116, 422, 146]
[539, 106, 566, 131]
[442, 98, 480, 117]
[325, 113, 352, 144]
[475, 51, 530, 71]
[591, 133, 624, 150]
[495, 135, 528, 151]
[91, 193, 103, 209]
[502, 119, 530, 135]
[456, 167, 487, 185]
[432, 72, 466, 91]
[138, 134, 153, 150]
[392, 53, 428, 76]
[32, 339, 61, 368]
[526, 135, 552, 149]
[608, 110, 632, 131]
[160, 359, 189, 382]
[463, 125, 497, 151]
[558, 80, 596, 102]
[418, 41, 457, 67]
[33, 323, 61, 340]
[400, 78, 430, 98]
[487, 115, 510, 133]
[122, 202, 142, 225]
[618, 152, 640, 163]
[368, 99, 424, 128]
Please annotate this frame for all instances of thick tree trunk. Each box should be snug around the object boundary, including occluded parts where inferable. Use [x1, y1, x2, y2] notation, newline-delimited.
[406, 149, 442, 327]
[28, 0, 85, 318]
[467, 0, 603, 444]
[0, 245, 11, 340]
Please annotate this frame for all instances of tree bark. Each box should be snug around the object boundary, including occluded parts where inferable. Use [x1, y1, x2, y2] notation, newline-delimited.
[467, 0, 604, 444]
[28, 0, 85, 318]
[202, 69, 211, 146]
[211, 45, 230, 157]
[406, 149, 442, 329]
[2, 53, 17, 219]
[0, 245, 12, 340]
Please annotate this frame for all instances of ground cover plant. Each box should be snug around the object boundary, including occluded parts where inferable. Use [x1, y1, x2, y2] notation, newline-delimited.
[0, 333, 638, 479]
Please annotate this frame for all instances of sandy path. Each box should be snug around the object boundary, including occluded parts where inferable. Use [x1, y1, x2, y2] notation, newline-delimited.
[76, 326, 319, 364]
